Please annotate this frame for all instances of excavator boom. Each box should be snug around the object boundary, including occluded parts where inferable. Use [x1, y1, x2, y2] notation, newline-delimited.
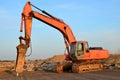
[20, 2, 76, 45]
[16, 1, 76, 74]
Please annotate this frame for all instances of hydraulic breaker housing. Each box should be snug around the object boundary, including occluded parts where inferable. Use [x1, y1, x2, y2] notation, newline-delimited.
[15, 44, 27, 74]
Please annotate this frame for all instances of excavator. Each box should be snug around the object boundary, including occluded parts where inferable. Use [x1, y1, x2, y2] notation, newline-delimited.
[15, 1, 109, 75]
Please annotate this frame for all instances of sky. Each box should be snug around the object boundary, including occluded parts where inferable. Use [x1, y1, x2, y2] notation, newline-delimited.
[0, 0, 120, 60]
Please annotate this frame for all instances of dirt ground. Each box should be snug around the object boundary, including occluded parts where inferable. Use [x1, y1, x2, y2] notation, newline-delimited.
[0, 70, 120, 80]
[0, 54, 120, 80]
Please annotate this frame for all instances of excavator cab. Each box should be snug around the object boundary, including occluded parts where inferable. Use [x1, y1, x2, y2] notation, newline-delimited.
[70, 41, 89, 61]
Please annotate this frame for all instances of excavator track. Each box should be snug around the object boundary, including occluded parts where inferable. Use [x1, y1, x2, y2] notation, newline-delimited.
[55, 62, 72, 73]
[54, 61, 103, 73]
[72, 62, 103, 73]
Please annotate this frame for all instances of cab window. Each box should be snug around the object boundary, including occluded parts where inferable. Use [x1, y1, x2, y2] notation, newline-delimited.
[85, 42, 89, 52]
[77, 43, 84, 56]
[70, 43, 76, 55]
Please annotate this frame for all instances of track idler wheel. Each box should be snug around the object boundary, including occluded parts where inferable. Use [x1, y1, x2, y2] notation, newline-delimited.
[55, 64, 63, 73]
[72, 63, 80, 73]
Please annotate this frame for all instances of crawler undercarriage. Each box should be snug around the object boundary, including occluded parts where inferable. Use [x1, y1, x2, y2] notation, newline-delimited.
[55, 60, 103, 73]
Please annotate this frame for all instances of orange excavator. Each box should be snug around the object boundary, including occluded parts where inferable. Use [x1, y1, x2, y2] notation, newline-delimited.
[15, 2, 109, 74]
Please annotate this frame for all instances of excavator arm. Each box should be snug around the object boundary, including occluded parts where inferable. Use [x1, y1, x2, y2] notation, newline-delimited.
[15, 2, 76, 74]
[20, 2, 76, 53]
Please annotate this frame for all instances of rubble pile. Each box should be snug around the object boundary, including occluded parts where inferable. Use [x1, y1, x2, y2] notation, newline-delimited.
[38, 54, 68, 71]
[104, 54, 120, 69]
[1, 54, 120, 72]
[0, 61, 15, 71]
[45, 54, 66, 62]
[105, 54, 120, 64]
[0, 54, 66, 72]
[24, 54, 67, 72]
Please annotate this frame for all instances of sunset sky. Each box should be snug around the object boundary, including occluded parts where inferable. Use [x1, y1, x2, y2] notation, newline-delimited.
[0, 0, 120, 60]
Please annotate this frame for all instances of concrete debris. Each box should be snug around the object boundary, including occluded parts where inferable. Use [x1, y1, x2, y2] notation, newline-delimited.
[19, 54, 68, 72]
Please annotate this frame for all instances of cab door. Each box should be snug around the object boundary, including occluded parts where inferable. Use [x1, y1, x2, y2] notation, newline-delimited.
[75, 42, 84, 60]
